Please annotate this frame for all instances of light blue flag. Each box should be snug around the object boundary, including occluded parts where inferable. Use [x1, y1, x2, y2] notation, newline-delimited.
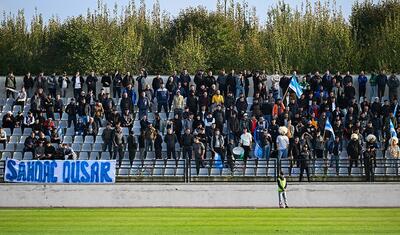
[214, 153, 223, 170]
[254, 143, 263, 159]
[324, 119, 335, 139]
[390, 119, 397, 138]
[289, 77, 303, 98]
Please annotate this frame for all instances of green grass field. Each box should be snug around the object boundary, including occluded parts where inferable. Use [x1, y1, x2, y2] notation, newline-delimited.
[0, 208, 399, 234]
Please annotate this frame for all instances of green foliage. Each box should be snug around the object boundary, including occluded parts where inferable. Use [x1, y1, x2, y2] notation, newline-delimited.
[1, 0, 400, 75]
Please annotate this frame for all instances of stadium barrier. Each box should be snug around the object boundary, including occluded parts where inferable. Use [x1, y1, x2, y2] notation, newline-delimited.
[1, 156, 399, 183]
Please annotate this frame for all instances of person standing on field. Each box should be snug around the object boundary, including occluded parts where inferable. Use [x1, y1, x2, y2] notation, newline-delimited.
[277, 170, 289, 208]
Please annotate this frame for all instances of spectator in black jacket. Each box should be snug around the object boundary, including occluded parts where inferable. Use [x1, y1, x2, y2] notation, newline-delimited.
[65, 99, 78, 128]
[86, 71, 98, 95]
[101, 72, 112, 94]
[164, 128, 177, 160]
[113, 70, 123, 98]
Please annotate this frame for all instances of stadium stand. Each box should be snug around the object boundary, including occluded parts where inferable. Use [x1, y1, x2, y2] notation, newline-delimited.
[1, 71, 400, 183]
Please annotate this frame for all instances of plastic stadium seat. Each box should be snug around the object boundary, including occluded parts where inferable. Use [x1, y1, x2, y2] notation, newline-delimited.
[326, 167, 337, 176]
[222, 168, 232, 176]
[291, 167, 300, 177]
[13, 128, 22, 136]
[281, 167, 290, 176]
[175, 168, 184, 176]
[79, 152, 89, 160]
[164, 168, 175, 176]
[256, 167, 267, 176]
[89, 152, 99, 160]
[74, 136, 83, 143]
[268, 167, 276, 177]
[245, 167, 255, 176]
[339, 167, 349, 176]
[23, 152, 33, 160]
[19, 136, 27, 144]
[65, 128, 75, 136]
[233, 168, 244, 176]
[12, 105, 21, 113]
[5, 144, 15, 152]
[84, 136, 94, 143]
[118, 168, 130, 176]
[350, 167, 362, 176]
[92, 143, 102, 152]
[63, 136, 73, 144]
[155, 160, 165, 167]
[98, 127, 105, 135]
[13, 152, 23, 160]
[199, 168, 209, 176]
[375, 166, 385, 176]
[101, 152, 111, 160]
[210, 168, 221, 176]
[257, 160, 267, 167]
[9, 136, 19, 144]
[71, 143, 81, 152]
[23, 128, 32, 136]
[81, 143, 91, 152]
[152, 167, 164, 176]
[1, 152, 12, 160]
[145, 151, 156, 160]
[95, 138, 104, 144]
[190, 167, 198, 176]
[386, 166, 397, 176]
[246, 159, 256, 167]
[141, 166, 153, 176]
[3, 128, 12, 136]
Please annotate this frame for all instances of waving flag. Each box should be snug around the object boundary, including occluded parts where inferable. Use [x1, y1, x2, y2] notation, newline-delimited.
[324, 119, 335, 139]
[390, 119, 397, 138]
[253, 127, 263, 159]
[289, 77, 303, 98]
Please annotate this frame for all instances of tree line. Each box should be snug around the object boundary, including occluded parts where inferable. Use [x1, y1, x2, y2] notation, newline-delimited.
[0, 0, 400, 75]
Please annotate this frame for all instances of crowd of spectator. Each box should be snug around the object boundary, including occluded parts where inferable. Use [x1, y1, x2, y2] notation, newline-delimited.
[2, 68, 400, 180]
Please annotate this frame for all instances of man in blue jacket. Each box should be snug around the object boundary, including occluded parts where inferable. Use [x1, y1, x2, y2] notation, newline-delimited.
[156, 83, 170, 118]
[358, 71, 368, 100]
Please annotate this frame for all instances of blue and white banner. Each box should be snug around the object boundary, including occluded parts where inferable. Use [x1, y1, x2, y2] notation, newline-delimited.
[4, 159, 116, 184]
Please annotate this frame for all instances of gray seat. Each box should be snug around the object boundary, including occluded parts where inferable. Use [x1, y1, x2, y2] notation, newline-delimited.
[199, 168, 209, 176]
[63, 136, 73, 144]
[79, 152, 89, 160]
[326, 167, 337, 176]
[5, 144, 15, 152]
[19, 136, 27, 144]
[245, 167, 255, 176]
[9, 136, 19, 144]
[84, 136, 94, 143]
[164, 168, 175, 176]
[81, 143, 91, 152]
[210, 168, 221, 176]
[222, 168, 232, 176]
[233, 168, 244, 176]
[92, 143, 102, 152]
[23, 152, 33, 160]
[1, 152, 12, 160]
[101, 152, 111, 160]
[89, 152, 99, 160]
[118, 168, 130, 176]
[65, 128, 75, 136]
[71, 143, 81, 152]
[74, 136, 83, 143]
[175, 168, 184, 176]
[13, 152, 23, 160]
[152, 168, 164, 176]
[375, 166, 385, 176]
[350, 167, 362, 176]
[12, 128, 22, 136]
[23, 128, 32, 136]
[256, 167, 267, 176]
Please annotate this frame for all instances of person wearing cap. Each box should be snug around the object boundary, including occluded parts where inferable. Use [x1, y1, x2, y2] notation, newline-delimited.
[347, 133, 362, 174]
[277, 170, 288, 208]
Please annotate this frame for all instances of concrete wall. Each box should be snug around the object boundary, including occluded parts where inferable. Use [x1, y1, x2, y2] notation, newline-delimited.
[0, 183, 399, 208]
